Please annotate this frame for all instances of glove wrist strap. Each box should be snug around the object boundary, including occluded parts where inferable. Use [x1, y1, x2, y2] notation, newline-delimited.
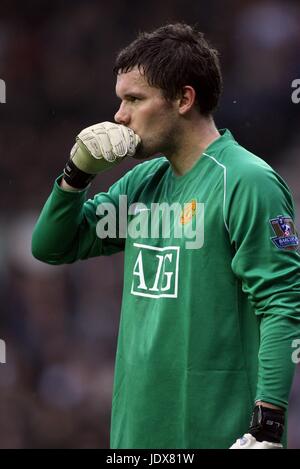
[63, 158, 95, 189]
[249, 405, 285, 443]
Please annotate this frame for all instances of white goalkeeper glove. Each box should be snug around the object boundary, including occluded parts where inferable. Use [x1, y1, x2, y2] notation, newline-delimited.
[230, 433, 283, 449]
[63, 122, 141, 189]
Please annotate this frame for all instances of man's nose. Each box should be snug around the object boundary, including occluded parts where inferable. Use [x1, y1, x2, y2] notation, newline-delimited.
[114, 104, 130, 125]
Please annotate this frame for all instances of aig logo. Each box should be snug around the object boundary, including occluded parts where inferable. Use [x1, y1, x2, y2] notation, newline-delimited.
[131, 243, 180, 299]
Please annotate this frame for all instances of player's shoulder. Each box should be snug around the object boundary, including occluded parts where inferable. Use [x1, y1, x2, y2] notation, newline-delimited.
[212, 130, 279, 186]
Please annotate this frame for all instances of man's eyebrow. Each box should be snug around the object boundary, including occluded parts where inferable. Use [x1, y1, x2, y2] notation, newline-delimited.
[116, 91, 146, 99]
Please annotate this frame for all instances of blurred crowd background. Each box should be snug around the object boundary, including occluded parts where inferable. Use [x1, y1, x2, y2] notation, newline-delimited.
[0, 0, 300, 448]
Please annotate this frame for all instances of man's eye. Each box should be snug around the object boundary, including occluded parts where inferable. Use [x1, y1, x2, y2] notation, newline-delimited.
[128, 97, 140, 102]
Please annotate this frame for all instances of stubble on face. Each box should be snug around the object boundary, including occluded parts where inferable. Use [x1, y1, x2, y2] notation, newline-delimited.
[133, 102, 181, 160]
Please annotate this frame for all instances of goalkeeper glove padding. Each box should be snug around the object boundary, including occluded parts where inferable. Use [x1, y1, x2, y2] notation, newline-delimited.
[230, 433, 283, 449]
[63, 122, 141, 189]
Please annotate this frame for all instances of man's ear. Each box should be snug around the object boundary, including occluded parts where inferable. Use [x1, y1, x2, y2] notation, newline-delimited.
[178, 86, 196, 115]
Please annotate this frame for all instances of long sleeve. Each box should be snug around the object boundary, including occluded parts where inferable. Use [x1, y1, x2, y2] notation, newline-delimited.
[226, 158, 300, 408]
[32, 158, 167, 265]
[256, 314, 299, 408]
[32, 176, 126, 264]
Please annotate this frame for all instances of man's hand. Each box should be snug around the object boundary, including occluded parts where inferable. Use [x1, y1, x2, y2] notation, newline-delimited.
[229, 405, 285, 449]
[230, 433, 283, 449]
[63, 122, 141, 189]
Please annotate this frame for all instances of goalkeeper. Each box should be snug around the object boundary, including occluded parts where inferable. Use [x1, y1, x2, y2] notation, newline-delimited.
[32, 23, 300, 449]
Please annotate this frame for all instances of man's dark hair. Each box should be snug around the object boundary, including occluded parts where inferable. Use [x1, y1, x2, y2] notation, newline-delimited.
[113, 23, 223, 116]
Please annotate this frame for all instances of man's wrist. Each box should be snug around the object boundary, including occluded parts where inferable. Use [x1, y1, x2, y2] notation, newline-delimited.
[63, 158, 95, 190]
[249, 405, 285, 443]
[255, 400, 283, 410]
[60, 177, 85, 192]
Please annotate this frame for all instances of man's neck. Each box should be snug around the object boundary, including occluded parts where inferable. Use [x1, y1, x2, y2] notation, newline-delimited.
[168, 116, 220, 177]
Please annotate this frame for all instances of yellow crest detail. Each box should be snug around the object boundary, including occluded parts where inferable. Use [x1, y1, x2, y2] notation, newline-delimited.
[180, 200, 197, 225]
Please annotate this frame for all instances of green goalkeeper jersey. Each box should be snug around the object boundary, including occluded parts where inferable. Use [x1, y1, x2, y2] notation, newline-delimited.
[32, 129, 300, 448]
